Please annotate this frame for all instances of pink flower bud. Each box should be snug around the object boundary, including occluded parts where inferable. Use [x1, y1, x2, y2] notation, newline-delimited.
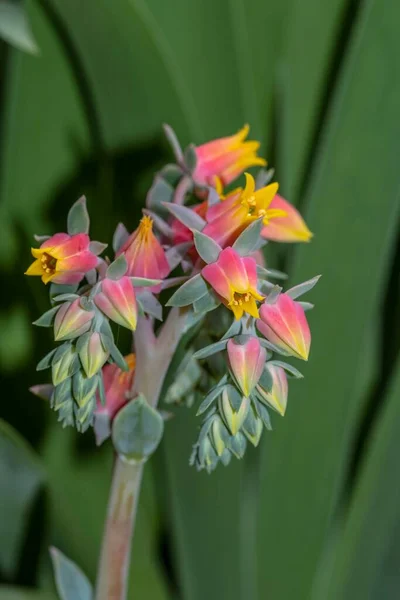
[116, 215, 170, 292]
[94, 276, 137, 331]
[256, 364, 288, 415]
[257, 293, 311, 360]
[202, 247, 264, 320]
[25, 232, 99, 284]
[96, 354, 136, 420]
[262, 194, 313, 243]
[227, 336, 267, 397]
[54, 299, 94, 341]
[193, 125, 266, 187]
[79, 332, 109, 378]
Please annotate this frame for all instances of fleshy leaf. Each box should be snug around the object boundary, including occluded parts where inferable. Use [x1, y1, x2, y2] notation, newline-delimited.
[106, 254, 128, 280]
[232, 218, 264, 255]
[193, 339, 228, 360]
[164, 202, 206, 231]
[146, 176, 175, 212]
[193, 230, 222, 264]
[166, 273, 209, 307]
[183, 143, 198, 173]
[112, 395, 164, 460]
[137, 291, 163, 321]
[67, 196, 90, 235]
[50, 547, 92, 600]
[112, 223, 129, 253]
[0, 1, 39, 55]
[32, 305, 60, 327]
[268, 360, 304, 378]
[163, 124, 184, 163]
[286, 275, 321, 300]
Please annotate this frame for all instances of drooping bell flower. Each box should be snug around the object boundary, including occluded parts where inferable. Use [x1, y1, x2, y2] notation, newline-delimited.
[202, 247, 264, 320]
[54, 298, 95, 341]
[25, 233, 98, 284]
[227, 336, 267, 397]
[203, 173, 286, 247]
[94, 276, 137, 331]
[262, 195, 313, 243]
[117, 215, 170, 291]
[256, 364, 288, 415]
[79, 332, 109, 378]
[193, 125, 266, 187]
[96, 354, 136, 420]
[257, 293, 311, 360]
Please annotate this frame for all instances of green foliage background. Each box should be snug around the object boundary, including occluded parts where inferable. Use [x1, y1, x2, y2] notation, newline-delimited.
[0, 0, 399, 598]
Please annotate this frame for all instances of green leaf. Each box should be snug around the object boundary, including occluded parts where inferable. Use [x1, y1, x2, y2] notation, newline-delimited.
[193, 230, 222, 264]
[257, 0, 400, 597]
[323, 356, 400, 599]
[146, 176, 175, 212]
[112, 395, 164, 460]
[0, 1, 39, 54]
[67, 196, 90, 235]
[106, 254, 128, 280]
[267, 360, 304, 379]
[50, 547, 92, 600]
[0, 587, 55, 600]
[166, 273, 209, 307]
[0, 420, 44, 577]
[232, 218, 263, 255]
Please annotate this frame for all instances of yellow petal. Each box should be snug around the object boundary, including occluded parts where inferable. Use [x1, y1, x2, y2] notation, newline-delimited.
[243, 296, 259, 318]
[25, 259, 43, 276]
[243, 172, 256, 196]
[41, 271, 56, 284]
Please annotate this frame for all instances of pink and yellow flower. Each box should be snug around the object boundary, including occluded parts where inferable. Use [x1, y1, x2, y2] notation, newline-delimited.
[25, 233, 98, 284]
[94, 276, 137, 331]
[227, 336, 266, 397]
[203, 173, 285, 248]
[117, 215, 170, 291]
[54, 298, 95, 341]
[256, 364, 288, 415]
[193, 125, 266, 187]
[257, 293, 311, 360]
[262, 195, 313, 243]
[201, 247, 264, 320]
[96, 354, 135, 420]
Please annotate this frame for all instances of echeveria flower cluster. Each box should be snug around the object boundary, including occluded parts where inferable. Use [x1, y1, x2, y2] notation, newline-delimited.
[27, 124, 319, 472]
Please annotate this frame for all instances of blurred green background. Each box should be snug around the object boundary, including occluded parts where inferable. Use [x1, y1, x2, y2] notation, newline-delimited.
[0, 0, 400, 598]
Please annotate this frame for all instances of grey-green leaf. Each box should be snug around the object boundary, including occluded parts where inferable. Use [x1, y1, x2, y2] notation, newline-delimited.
[286, 275, 321, 300]
[106, 254, 128, 280]
[0, 1, 39, 54]
[32, 305, 60, 327]
[193, 230, 222, 264]
[232, 218, 264, 255]
[67, 196, 90, 235]
[193, 339, 228, 360]
[166, 273, 209, 307]
[50, 547, 92, 600]
[164, 202, 206, 231]
[112, 395, 164, 460]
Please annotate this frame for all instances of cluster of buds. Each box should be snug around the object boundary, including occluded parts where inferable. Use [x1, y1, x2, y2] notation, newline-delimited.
[27, 124, 318, 470]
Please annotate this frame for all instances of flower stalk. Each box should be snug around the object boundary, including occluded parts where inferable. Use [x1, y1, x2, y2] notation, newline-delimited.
[94, 455, 144, 600]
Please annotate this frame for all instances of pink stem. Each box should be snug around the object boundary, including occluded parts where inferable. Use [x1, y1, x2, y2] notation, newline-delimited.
[95, 456, 144, 600]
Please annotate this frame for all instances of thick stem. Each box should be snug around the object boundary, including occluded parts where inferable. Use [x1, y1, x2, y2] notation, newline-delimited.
[95, 455, 144, 600]
[96, 307, 188, 599]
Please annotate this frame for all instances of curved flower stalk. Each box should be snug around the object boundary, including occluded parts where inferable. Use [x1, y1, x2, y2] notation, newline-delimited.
[27, 124, 319, 598]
